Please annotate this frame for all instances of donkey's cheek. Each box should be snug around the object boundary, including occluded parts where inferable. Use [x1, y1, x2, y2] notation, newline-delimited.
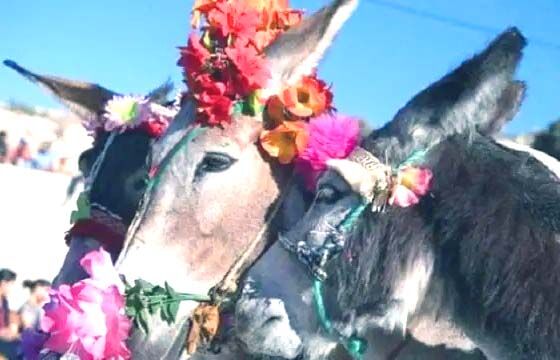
[195, 200, 224, 236]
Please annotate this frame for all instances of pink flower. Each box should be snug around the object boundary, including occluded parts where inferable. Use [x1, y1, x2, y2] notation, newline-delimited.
[388, 185, 420, 207]
[389, 167, 433, 208]
[41, 248, 131, 359]
[296, 113, 360, 189]
[137, 103, 175, 138]
[80, 247, 124, 292]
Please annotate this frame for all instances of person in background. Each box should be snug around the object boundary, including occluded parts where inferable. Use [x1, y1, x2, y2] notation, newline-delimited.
[30, 142, 54, 171]
[0, 132, 7, 163]
[19, 280, 50, 331]
[10, 139, 31, 167]
[0, 269, 19, 360]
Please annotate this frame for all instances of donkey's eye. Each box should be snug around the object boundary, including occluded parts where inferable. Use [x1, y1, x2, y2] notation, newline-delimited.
[316, 184, 340, 204]
[197, 152, 236, 174]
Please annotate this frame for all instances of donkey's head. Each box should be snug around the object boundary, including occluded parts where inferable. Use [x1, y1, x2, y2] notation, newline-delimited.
[281, 27, 527, 251]
[4, 60, 174, 228]
[115, 0, 358, 357]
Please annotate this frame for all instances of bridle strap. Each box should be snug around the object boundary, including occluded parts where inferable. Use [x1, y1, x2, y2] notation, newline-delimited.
[65, 206, 127, 254]
[210, 175, 294, 303]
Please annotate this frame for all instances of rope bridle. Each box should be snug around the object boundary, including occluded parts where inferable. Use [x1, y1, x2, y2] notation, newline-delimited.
[280, 147, 431, 359]
[133, 124, 293, 354]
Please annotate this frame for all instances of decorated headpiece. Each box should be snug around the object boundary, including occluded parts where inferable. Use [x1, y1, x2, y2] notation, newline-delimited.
[178, 0, 369, 192]
[83, 94, 178, 138]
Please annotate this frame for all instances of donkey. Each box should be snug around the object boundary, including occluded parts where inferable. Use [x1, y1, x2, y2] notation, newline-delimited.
[3, 60, 173, 286]
[114, 1, 361, 358]
[5, 62, 301, 360]
[274, 40, 560, 360]
[114, 0, 529, 355]
[278, 131, 560, 360]
[235, 27, 534, 360]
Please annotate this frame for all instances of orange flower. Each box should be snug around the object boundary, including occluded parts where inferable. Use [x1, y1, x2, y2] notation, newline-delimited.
[191, 0, 220, 28]
[260, 120, 308, 164]
[265, 95, 288, 125]
[279, 76, 333, 118]
[252, 29, 281, 51]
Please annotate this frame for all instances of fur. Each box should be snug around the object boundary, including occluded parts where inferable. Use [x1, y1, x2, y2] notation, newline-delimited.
[328, 133, 560, 359]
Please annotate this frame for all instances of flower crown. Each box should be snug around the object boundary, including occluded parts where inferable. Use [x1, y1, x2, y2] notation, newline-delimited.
[179, 0, 357, 174]
[84, 95, 178, 138]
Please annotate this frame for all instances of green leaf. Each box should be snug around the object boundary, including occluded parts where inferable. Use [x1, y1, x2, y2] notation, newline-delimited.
[202, 30, 213, 50]
[161, 303, 171, 324]
[148, 301, 161, 315]
[167, 301, 180, 323]
[70, 191, 91, 224]
[137, 309, 150, 334]
[246, 91, 264, 116]
[165, 282, 177, 298]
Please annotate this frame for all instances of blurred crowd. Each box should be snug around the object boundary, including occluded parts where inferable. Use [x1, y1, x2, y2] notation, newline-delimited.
[0, 269, 50, 360]
[0, 130, 73, 175]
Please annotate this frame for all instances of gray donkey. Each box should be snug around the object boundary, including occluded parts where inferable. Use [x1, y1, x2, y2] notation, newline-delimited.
[234, 28, 542, 360]
[274, 30, 560, 360]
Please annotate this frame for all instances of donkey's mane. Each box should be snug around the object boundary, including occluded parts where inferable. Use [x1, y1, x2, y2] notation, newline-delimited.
[334, 133, 560, 356]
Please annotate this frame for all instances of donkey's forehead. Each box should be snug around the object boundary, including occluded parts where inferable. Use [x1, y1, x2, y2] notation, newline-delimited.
[200, 117, 262, 151]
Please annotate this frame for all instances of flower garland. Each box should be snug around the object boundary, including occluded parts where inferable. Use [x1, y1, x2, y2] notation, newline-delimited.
[83, 95, 177, 138]
[179, 0, 340, 167]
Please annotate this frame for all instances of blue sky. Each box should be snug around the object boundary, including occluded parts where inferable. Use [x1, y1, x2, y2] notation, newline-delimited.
[1, 0, 558, 135]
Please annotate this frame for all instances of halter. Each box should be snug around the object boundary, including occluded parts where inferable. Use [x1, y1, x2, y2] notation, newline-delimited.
[281, 147, 432, 359]
[66, 132, 130, 252]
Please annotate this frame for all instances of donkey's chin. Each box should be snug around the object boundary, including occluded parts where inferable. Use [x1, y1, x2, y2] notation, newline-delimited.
[127, 314, 191, 360]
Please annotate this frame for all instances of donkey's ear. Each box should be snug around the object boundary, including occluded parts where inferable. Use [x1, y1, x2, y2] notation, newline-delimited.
[3, 59, 118, 120]
[262, 0, 358, 97]
[146, 79, 174, 105]
[365, 27, 526, 158]
[483, 80, 525, 135]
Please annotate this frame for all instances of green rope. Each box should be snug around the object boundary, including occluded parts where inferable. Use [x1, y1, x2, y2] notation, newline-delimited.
[313, 279, 333, 332]
[397, 147, 430, 170]
[339, 202, 368, 233]
[147, 126, 206, 191]
[310, 146, 432, 359]
[313, 279, 367, 359]
[308, 202, 369, 359]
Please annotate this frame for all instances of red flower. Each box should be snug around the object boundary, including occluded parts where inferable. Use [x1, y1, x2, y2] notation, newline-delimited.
[192, 74, 232, 126]
[198, 93, 232, 126]
[208, 1, 261, 40]
[139, 118, 167, 138]
[178, 34, 210, 82]
[225, 42, 270, 95]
